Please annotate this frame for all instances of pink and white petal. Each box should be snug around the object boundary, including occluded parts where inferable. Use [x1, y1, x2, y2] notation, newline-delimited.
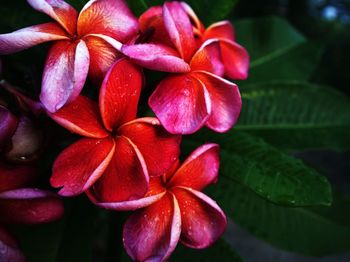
[0, 106, 18, 147]
[90, 136, 149, 203]
[194, 71, 242, 132]
[149, 74, 211, 135]
[78, 0, 138, 43]
[50, 96, 108, 138]
[84, 36, 120, 85]
[51, 137, 115, 196]
[121, 43, 190, 73]
[0, 162, 37, 192]
[0, 227, 25, 262]
[0, 188, 64, 224]
[123, 192, 181, 262]
[167, 144, 219, 191]
[220, 40, 250, 80]
[100, 58, 142, 132]
[190, 40, 224, 76]
[163, 2, 196, 62]
[40, 40, 90, 113]
[172, 187, 227, 248]
[118, 117, 181, 177]
[204, 21, 235, 42]
[27, 0, 78, 35]
[0, 23, 69, 55]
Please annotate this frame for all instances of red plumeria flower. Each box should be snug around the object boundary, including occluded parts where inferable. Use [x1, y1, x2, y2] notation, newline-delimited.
[101, 144, 226, 261]
[49, 58, 181, 205]
[122, 2, 243, 134]
[0, 0, 138, 112]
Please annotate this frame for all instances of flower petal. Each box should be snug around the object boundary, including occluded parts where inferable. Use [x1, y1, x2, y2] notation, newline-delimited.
[167, 144, 219, 191]
[0, 227, 25, 262]
[190, 40, 224, 76]
[0, 23, 69, 55]
[123, 192, 181, 262]
[50, 96, 108, 138]
[118, 117, 181, 177]
[0, 162, 37, 192]
[149, 74, 211, 134]
[0, 188, 64, 224]
[27, 0, 78, 35]
[194, 71, 242, 132]
[77, 0, 138, 42]
[90, 136, 149, 203]
[99, 58, 142, 131]
[204, 21, 235, 42]
[0, 106, 18, 147]
[163, 1, 196, 61]
[180, 1, 205, 34]
[51, 137, 115, 196]
[172, 187, 227, 248]
[40, 40, 90, 113]
[220, 40, 249, 80]
[84, 36, 120, 85]
[121, 43, 190, 73]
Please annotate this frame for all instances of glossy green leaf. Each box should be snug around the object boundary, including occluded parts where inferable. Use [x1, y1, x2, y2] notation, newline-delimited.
[236, 81, 350, 151]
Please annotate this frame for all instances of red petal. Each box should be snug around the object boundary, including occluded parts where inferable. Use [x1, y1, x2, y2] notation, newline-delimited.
[167, 144, 219, 191]
[172, 187, 227, 248]
[123, 192, 181, 261]
[90, 136, 149, 203]
[149, 74, 211, 134]
[163, 2, 196, 62]
[220, 40, 250, 80]
[50, 96, 108, 138]
[194, 71, 242, 132]
[27, 0, 78, 35]
[121, 43, 190, 73]
[0, 188, 64, 224]
[118, 117, 181, 177]
[40, 40, 90, 113]
[51, 137, 115, 196]
[204, 21, 236, 42]
[0, 106, 18, 147]
[100, 58, 142, 131]
[190, 40, 224, 76]
[77, 0, 138, 42]
[84, 36, 120, 85]
[0, 162, 37, 192]
[180, 2, 205, 34]
[0, 23, 69, 55]
[0, 227, 25, 262]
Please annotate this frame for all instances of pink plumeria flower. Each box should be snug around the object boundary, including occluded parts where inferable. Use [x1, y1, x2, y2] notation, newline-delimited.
[89, 144, 227, 261]
[122, 2, 243, 134]
[0, 0, 138, 112]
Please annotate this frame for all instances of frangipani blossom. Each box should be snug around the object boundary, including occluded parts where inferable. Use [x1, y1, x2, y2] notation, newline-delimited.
[122, 2, 243, 134]
[90, 144, 226, 262]
[50, 58, 181, 204]
[0, 0, 138, 112]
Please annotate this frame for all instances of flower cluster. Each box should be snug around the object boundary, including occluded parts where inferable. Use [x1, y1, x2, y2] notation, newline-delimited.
[0, 0, 249, 261]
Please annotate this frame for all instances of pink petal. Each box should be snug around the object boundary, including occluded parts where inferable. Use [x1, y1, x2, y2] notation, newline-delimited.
[0, 188, 64, 224]
[51, 137, 115, 196]
[27, 0, 78, 35]
[194, 71, 242, 132]
[163, 2, 196, 62]
[0, 162, 37, 192]
[180, 2, 205, 34]
[99, 58, 143, 132]
[50, 96, 108, 138]
[0, 106, 18, 147]
[190, 40, 224, 76]
[220, 40, 250, 80]
[0, 23, 69, 55]
[121, 43, 190, 73]
[204, 21, 236, 42]
[77, 0, 138, 42]
[149, 74, 211, 134]
[123, 192, 181, 262]
[118, 117, 181, 177]
[40, 40, 90, 113]
[90, 136, 149, 203]
[172, 187, 227, 248]
[167, 144, 219, 191]
[0, 227, 25, 262]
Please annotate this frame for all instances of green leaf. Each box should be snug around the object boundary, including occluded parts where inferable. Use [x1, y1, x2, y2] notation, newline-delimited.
[187, 132, 332, 206]
[236, 81, 350, 151]
[206, 179, 350, 256]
